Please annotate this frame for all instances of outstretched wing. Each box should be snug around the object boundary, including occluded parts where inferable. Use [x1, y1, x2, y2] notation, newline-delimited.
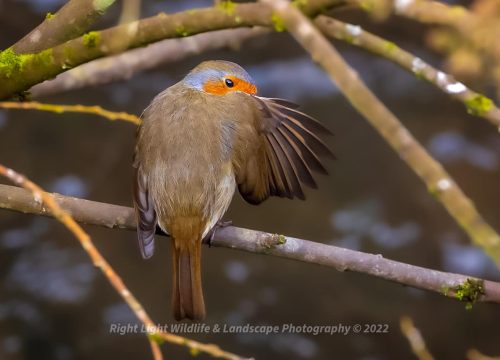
[132, 160, 157, 259]
[235, 96, 334, 205]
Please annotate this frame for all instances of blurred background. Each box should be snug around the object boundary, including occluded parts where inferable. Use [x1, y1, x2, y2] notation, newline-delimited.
[1, 0, 500, 359]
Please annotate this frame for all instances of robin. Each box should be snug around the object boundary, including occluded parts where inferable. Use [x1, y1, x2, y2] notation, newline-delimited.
[133, 60, 333, 321]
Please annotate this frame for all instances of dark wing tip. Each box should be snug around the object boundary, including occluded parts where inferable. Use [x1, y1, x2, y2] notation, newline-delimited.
[138, 232, 155, 259]
[133, 167, 157, 259]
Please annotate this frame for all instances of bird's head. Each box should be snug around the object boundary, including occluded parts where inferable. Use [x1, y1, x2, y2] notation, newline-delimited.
[183, 60, 257, 96]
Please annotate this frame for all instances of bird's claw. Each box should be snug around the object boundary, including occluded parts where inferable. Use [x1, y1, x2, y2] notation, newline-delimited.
[203, 220, 233, 247]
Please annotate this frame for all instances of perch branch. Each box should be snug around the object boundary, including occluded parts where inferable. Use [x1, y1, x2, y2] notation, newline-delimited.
[0, 101, 140, 125]
[400, 316, 434, 360]
[265, 0, 500, 265]
[1, 183, 500, 306]
[314, 15, 500, 129]
[0, 174, 247, 360]
[0, 0, 345, 99]
[31, 27, 269, 97]
[12, 0, 117, 54]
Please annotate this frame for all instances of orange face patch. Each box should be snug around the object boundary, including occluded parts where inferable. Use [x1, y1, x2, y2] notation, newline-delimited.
[203, 75, 257, 96]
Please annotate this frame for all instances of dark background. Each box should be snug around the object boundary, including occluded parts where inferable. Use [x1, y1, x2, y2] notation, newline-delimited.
[1, 0, 499, 359]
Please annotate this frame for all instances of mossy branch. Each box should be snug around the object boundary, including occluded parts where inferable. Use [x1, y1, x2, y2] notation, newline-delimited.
[13, 0, 117, 54]
[1, 183, 500, 307]
[0, 0, 344, 99]
[315, 16, 500, 129]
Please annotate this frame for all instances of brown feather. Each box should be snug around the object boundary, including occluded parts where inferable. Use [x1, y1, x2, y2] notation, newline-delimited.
[277, 126, 317, 188]
[269, 132, 305, 199]
[234, 95, 333, 204]
[132, 166, 157, 259]
[170, 217, 206, 321]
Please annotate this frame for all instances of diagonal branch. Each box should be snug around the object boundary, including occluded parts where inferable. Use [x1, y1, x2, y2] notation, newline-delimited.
[0, 173, 247, 360]
[264, 0, 500, 266]
[1, 183, 499, 306]
[13, 0, 117, 54]
[400, 316, 434, 360]
[314, 15, 500, 129]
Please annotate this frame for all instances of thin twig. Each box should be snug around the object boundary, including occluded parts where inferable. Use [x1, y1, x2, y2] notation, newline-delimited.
[0, 170, 248, 360]
[12, 0, 117, 54]
[400, 316, 434, 360]
[1, 184, 499, 306]
[264, 0, 500, 266]
[0, 101, 140, 125]
[314, 15, 500, 129]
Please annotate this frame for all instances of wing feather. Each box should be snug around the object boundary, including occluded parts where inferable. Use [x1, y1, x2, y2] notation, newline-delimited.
[235, 96, 334, 204]
[133, 165, 157, 259]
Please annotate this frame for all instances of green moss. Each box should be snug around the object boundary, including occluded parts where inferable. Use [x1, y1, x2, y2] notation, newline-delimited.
[453, 278, 485, 310]
[175, 25, 190, 37]
[45, 12, 55, 21]
[292, 0, 308, 9]
[218, 0, 236, 15]
[0, 48, 24, 78]
[464, 94, 494, 116]
[277, 234, 287, 245]
[83, 31, 101, 48]
[0, 47, 53, 81]
[38, 48, 54, 68]
[189, 347, 200, 356]
[359, 0, 375, 12]
[147, 332, 165, 345]
[383, 41, 398, 55]
[271, 13, 286, 32]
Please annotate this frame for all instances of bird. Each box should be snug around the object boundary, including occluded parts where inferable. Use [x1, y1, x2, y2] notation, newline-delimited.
[133, 60, 333, 321]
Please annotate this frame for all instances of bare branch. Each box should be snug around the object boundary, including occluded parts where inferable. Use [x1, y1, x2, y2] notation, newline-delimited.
[31, 28, 269, 97]
[1, 183, 499, 306]
[13, 0, 117, 54]
[0, 101, 140, 125]
[314, 16, 500, 129]
[0, 174, 247, 360]
[264, 0, 500, 265]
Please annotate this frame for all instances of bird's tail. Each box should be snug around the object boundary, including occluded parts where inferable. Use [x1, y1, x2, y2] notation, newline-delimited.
[170, 218, 206, 321]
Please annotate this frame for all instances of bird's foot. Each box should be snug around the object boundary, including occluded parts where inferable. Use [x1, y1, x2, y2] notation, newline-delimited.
[203, 220, 233, 247]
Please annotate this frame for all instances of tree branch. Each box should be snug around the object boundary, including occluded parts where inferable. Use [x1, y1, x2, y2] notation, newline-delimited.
[265, 0, 500, 266]
[1, 183, 499, 306]
[30, 27, 269, 97]
[12, 0, 117, 54]
[0, 173, 247, 360]
[314, 15, 500, 129]
[0, 0, 343, 99]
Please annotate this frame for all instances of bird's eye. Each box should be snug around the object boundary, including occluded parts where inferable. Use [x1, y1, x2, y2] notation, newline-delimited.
[225, 78, 234, 88]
